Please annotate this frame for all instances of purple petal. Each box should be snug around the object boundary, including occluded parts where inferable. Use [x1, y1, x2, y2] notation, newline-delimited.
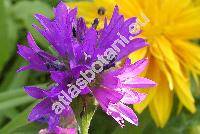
[83, 28, 97, 56]
[107, 102, 138, 127]
[48, 113, 60, 131]
[73, 28, 97, 65]
[76, 17, 87, 43]
[54, 2, 70, 24]
[80, 87, 91, 95]
[17, 45, 37, 61]
[34, 14, 52, 30]
[119, 17, 138, 39]
[62, 105, 74, 117]
[122, 77, 157, 88]
[117, 102, 138, 126]
[120, 89, 147, 104]
[55, 127, 77, 134]
[28, 99, 52, 121]
[17, 45, 47, 71]
[27, 32, 40, 52]
[116, 59, 148, 79]
[24, 86, 47, 99]
[98, 6, 124, 49]
[44, 86, 62, 98]
[106, 104, 125, 127]
[101, 73, 119, 89]
[116, 38, 148, 61]
[17, 65, 31, 72]
[50, 71, 70, 83]
[36, 51, 58, 61]
[34, 2, 77, 58]
[125, 58, 131, 66]
[92, 87, 123, 111]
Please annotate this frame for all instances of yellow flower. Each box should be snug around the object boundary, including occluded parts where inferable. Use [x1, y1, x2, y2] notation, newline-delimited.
[68, 0, 200, 127]
[194, 0, 200, 5]
[67, 0, 115, 29]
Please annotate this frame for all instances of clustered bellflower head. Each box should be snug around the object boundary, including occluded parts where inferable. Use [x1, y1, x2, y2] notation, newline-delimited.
[17, 1, 156, 133]
[68, 0, 200, 127]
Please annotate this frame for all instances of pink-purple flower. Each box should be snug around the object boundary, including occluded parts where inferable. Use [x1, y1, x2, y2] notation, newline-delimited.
[91, 59, 155, 127]
[17, 1, 156, 132]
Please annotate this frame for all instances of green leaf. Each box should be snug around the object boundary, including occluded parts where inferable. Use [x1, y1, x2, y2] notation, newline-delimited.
[0, 96, 34, 111]
[0, 58, 22, 92]
[112, 109, 151, 134]
[0, 0, 17, 73]
[44, 0, 60, 7]
[0, 102, 42, 134]
[89, 108, 117, 134]
[12, 1, 53, 48]
[0, 84, 47, 109]
[0, 58, 29, 119]
[0, 88, 26, 102]
[72, 96, 97, 134]
[0, 58, 30, 93]
[2, 109, 20, 119]
[7, 62, 30, 91]
[12, 122, 47, 134]
[139, 100, 200, 134]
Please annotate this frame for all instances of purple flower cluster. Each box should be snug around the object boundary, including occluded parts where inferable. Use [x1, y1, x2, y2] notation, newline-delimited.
[17, 2, 156, 133]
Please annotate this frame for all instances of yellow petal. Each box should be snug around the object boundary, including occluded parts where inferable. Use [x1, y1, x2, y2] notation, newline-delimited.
[177, 102, 183, 115]
[157, 59, 174, 90]
[192, 73, 200, 92]
[173, 73, 196, 113]
[116, 0, 143, 17]
[134, 56, 160, 113]
[138, 0, 160, 24]
[150, 42, 174, 90]
[128, 47, 147, 64]
[155, 36, 185, 79]
[160, 0, 190, 23]
[193, 0, 200, 6]
[165, 7, 200, 39]
[165, 21, 200, 39]
[149, 75, 173, 128]
[173, 40, 200, 74]
[66, 0, 115, 28]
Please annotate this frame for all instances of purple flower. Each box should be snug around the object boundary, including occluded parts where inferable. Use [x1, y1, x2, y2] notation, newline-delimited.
[17, 1, 156, 132]
[39, 127, 77, 134]
[90, 59, 156, 127]
[24, 86, 74, 131]
[55, 127, 77, 134]
[33, 3, 77, 58]
[17, 33, 65, 72]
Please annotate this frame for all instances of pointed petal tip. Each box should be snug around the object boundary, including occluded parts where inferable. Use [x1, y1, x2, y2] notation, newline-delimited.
[34, 14, 43, 20]
[32, 24, 38, 29]
[32, 24, 42, 32]
[57, 1, 65, 6]
[129, 116, 139, 126]
[27, 115, 34, 122]
[17, 64, 31, 72]
[71, 6, 78, 12]
[139, 58, 148, 63]
[135, 121, 139, 126]
[24, 86, 46, 99]
[16, 68, 23, 73]
[114, 5, 119, 11]
[24, 86, 33, 93]
[55, 1, 70, 12]
[27, 32, 31, 37]
[17, 44, 23, 49]
[120, 123, 125, 128]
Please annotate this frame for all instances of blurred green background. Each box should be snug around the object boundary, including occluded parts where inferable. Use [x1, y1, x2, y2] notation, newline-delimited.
[0, 0, 199, 134]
